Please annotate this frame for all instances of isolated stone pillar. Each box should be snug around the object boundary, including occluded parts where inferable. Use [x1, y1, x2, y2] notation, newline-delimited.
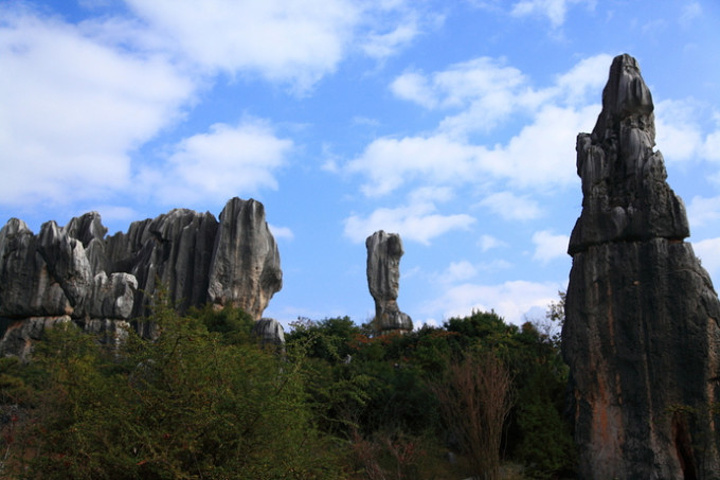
[366, 230, 412, 332]
[563, 54, 720, 479]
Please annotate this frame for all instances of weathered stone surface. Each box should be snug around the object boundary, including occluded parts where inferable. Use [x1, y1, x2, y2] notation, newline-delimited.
[366, 230, 412, 332]
[252, 318, 285, 348]
[89, 272, 138, 319]
[0, 197, 281, 357]
[0, 219, 71, 317]
[37, 220, 94, 315]
[208, 198, 282, 321]
[562, 54, 720, 480]
[568, 54, 689, 254]
[106, 208, 219, 316]
[0, 316, 73, 362]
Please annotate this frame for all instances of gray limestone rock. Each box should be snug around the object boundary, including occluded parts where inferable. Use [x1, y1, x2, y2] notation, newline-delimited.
[562, 54, 720, 480]
[569, 54, 689, 254]
[0, 316, 73, 362]
[252, 317, 285, 348]
[0, 197, 282, 357]
[366, 230, 412, 332]
[208, 198, 282, 321]
[37, 220, 94, 316]
[106, 208, 219, 316]
[0, 219, 72, 318]
[89, 272, 138, 319]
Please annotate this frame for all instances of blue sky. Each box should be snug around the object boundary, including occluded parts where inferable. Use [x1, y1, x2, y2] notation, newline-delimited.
[2, 0, 720, 329]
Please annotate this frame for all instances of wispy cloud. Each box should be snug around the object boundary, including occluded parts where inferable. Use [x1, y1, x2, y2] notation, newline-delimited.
[124, 0, 359, 91]
[347, 54, 606, 198]
[655, 99, 720, 163]
[138, 119, 292, 205]
[269, 224, 295, 241]
[343, 199, 475, 245]
[479, 191, 543, 221]
[532, 230, 569, 264]
[510, 0, 594, 28]
[0, 9, 193, 207]
[687, 195, 720, 229]
[421, 279, 562, 326]
[478, 234, 508, 251]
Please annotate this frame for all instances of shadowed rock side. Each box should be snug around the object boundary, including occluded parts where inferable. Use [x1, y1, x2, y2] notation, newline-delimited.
[366, 231, 412, 332]
[0, 197, 282, 358]
[563, 54, 720, 480]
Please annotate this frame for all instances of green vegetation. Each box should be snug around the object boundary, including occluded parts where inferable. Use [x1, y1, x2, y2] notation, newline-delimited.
[0, 294, 575, 479]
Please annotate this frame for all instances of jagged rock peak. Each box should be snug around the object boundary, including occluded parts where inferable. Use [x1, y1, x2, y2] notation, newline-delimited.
[366, 230, 412, 332]
[1, 197, 283, 357]
[562, 54, 720, 479]
[569, 53, 689, 255]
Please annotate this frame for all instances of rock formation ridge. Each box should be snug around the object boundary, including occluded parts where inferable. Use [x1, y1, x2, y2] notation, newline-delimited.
[563, 54, 720, 479]
[0, 197, 282, 358]
[366, 231, 412, 332]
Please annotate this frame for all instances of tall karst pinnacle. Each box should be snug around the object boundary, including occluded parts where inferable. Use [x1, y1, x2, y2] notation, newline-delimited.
[563, 54, 720, 479]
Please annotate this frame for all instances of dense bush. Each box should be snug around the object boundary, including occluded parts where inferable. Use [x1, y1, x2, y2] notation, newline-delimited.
[1, 303, 343, 479]
[1, 295, 575, 479]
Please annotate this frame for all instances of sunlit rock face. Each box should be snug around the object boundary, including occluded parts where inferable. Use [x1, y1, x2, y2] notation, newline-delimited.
[208, 198, 283, 321]
[563, 54, 720, 480]
[366, 230, 412, 333]
[0, 197, 282, 357]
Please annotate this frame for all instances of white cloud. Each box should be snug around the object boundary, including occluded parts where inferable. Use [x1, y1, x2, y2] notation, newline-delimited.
[392, 57, 536, 134]
[422, 279, 562, 326]
[348, 135, 483, 196]
[0, 10, 193, 207]
[476, 104, 596, 187]
[693, 237, 720, 280]
[343, 200, 475, 245]
[510, 0, 592, 28]
[437, 260, 478, 284]
[349, 55, 605, 197]
[124, 0, 359, 91]
[140, 120, 292, 205]
[348, 102, 590, 196]
[478, 234, 507, 251]
[362, 19, 420, 59]
[654, 99, 720, 164]
[687, 195, 720, 229]
[480, 192, 543, 221]
[554, 53, 613, 105]
[124, 0, 432, 93]
[269, 224, 295, 241]
[655, 99, 704, 162]
[390, 71, 437, 108]
[703, 130, 720, 162]
[532, 230, 569, 264]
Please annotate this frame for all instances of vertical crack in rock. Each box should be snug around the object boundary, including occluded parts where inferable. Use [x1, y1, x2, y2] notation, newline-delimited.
[366, 230, 412, 333]
[563, 54, 720, 480]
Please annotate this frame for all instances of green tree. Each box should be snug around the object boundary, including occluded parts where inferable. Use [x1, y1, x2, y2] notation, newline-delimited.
[6, 304, 343, 479]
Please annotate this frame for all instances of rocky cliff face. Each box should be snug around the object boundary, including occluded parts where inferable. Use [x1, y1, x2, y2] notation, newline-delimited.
[208, 198, 283, 321]
[563, 54, 720, 479]
[0, 197, 282, 358]
[366, 230, 412, 332]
